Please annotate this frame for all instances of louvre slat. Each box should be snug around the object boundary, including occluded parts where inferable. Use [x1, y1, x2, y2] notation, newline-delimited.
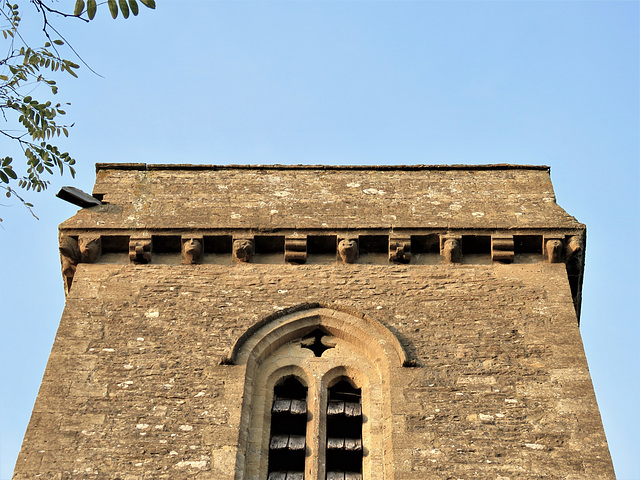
[272, 399, 292, 413]
[270, 434, 289, 450]
[327, 472, 345, 480]
[290, 399, 307, 414]
[327, 400, 344, 415]
[344, 438, 362, 451]
[344, 402, 362, 417]
[288, 435, 306, 450]
[327, 437, 345, 449]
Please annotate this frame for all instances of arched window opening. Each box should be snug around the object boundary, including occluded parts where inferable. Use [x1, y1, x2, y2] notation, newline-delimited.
[234, 306, 402, 480]
[268, 376, 308, 480]
[326, 380, 363, 480]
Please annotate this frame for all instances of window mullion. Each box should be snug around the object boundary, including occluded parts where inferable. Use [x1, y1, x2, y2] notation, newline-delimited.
[307, 377, 324, 480]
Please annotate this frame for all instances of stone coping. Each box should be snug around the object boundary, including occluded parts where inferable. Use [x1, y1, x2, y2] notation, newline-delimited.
[95, 163, 550, 172]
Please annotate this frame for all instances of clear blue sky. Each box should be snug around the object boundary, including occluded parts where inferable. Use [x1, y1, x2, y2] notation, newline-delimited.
[1, 1, 638, 478]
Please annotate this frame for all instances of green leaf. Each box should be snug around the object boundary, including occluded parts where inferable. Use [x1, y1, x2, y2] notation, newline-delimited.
[128, 0, 139, 15]
[119, 0, 130, 18]
[140, 0, 155, 9]
[53, 39, 64, 46]
[87, 0, 97, 19]
[108, 0, 118, 18]
[64, 62, 78, 78]
[0, 170, 8, 183]
[74, 0, 85, 16]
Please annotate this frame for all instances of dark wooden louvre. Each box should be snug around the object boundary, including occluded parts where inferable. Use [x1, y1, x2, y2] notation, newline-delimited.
[268, 472, 304, 480]
[326, 380, 363, 480]
[268, 377, 307, 479]
[326, 472, 363, 480]
[270, 435, 306, 451]
[327, 401, 362, 417]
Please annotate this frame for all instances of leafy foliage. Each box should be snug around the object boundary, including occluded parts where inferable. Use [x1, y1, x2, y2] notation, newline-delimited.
[74, 0, 156, 20]
[0, 0, 155, 220]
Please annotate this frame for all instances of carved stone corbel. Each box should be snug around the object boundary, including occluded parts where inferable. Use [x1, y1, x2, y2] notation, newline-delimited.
[389, 236, 411, 264]
[566, 234, 584, 275]
[491, 235, 514, 263]
[182, 236, 203, 264]
[337, 237, 358, 264]
[544, 236, 565, 263]
[79, 235, 101, 264]
[129, 235, 152, 264]
[285, 236, 307, 264]
[59, 235, 81, 293]
[567, 235, 582, 259]
[565, 233, 586, 316]
[233, 237, 254, 263]
[440, 235, 462, 263]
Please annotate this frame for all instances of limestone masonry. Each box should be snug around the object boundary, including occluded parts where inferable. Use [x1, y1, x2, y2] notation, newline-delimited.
[14, 165, 615, 479]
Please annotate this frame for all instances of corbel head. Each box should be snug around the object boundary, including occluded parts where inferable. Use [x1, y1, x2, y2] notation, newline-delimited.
[233, 238, 255, 263]
[545, 237, 565, 263]
[337, 237, 358, 264]
[443, 238, 461, 263]
[565, 234, 585, 276]
[567, 235, 582, 258]
[182, 237, 203, 264]
[79, 235, 101, 264]
[59, 235, 80, 277]
[440, 235, 462, 263]
[59, 235, 80, 293]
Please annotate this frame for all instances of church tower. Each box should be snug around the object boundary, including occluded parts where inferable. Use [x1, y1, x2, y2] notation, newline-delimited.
[14, 164, 615, 479]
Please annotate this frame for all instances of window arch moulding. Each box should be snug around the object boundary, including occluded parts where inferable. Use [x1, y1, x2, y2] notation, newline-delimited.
[232, 305, 405, 480]
[230, 304, 407, 368]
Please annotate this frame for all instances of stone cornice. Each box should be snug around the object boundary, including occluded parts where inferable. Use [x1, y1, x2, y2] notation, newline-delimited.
[95, 163, 551, 172]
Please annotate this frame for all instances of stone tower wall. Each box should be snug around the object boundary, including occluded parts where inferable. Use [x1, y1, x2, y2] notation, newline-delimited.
[13, 165, 615, 479]
[15, 263, 613, 479]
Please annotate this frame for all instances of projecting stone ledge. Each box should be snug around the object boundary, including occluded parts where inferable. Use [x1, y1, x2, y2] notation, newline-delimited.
[60, 164, 582, 231]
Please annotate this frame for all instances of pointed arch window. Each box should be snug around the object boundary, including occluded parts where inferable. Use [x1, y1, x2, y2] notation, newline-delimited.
[233, 306, 406, 480]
